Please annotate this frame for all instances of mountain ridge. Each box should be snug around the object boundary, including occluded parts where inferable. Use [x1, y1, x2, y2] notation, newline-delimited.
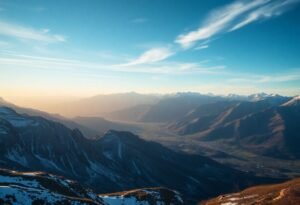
[0, 105, 282, 203]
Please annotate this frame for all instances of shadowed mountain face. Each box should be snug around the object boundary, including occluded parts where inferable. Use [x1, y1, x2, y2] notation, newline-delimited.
[107, 104, 153, 122]
[0, 106, 279, 203]
[0, 98, 101, 138]
[0, 168, 184, 205]
[73, 116, 141, 135]
[169, 96, 300, 159]
[139, 93, 225, 123]
[202, 178, 300, 205]
[0, 98, 141, 139]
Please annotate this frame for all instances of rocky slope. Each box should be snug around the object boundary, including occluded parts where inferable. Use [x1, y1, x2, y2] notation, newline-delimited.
[201, 178, 300, 205]
[169, 96, 300, 159]
[169, 100, 275, 136]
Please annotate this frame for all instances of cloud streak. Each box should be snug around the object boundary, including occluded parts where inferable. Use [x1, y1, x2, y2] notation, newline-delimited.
[121, 47, 175, 66]
[0, 53, 225, 75]
[0, 20, 66, 43]
[230, 0, 299, 31]
[175, 0, 299, 48]
[228, 70, 300, 83]
[124, 0, 298, 66]
[90, 0, 299, 70]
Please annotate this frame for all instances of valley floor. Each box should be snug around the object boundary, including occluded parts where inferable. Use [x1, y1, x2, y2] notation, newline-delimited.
[129, 121, 300, 179]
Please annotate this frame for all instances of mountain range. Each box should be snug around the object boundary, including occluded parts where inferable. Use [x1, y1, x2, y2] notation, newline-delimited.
[0, 92, 299, 204]
[0, 105, 281, 203]
[169, 96, 300, 159]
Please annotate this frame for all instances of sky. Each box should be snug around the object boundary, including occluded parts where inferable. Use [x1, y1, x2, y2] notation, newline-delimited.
[1, 0, 300, 102]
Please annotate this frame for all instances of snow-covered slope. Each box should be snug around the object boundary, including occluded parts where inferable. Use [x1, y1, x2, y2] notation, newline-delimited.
[99, 188, 184, 205]
[0, 168, 105, 205]
[0, 168, 184, 205]
[281, 95, 300, 106]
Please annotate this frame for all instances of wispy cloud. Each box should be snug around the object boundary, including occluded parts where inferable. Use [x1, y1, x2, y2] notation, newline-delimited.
[175, 0, 299, 48]
[195, 45, 209, 50]
[121, 47, 175, 66]
[228, 70, 300, 83]
[0, 20, 66, 43]
[115, 0, 298, 69]
[0, 53, 225, 75]
[230, 0, 299, 31]
[0, 54, 106, 71]
[120, 0, 298, 69]
[115, 61, 225, 75]
[0, 40, 10, 47]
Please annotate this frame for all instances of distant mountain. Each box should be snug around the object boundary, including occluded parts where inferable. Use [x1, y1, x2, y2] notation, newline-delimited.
[2, 92, 288, 121]
[202, 178, 300, 205]
[107, 104, 152, 122]
[73, 116, 141, 134]
[0, 97, 100, 138]
[202, 102, 300, 159]
[169, 100, 273, 135]
[248, 92, 274, 101]
[139, 93, 225, 123]
[0, 106, 277, 202]
[105, 92, 289, 123]
[50, 92, 160, 117]
[0, 98, 141, 139]
[248, 93, 291, 105]
[0, 168, 184, 205]
[168, 97, 300, 159]
[226, 93, 290, 103]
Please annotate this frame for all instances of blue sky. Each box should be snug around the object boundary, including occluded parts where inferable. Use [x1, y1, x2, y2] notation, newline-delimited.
[1, 0, 300, 98]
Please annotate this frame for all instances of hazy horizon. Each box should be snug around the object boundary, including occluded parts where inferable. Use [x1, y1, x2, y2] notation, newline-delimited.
[0, 90, 297, 118]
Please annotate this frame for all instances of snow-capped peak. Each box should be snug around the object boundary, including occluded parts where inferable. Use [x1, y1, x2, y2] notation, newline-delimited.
[281, 95, 300, 106]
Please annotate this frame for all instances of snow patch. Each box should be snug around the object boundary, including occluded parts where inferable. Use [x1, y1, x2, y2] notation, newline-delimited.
[282, 96, 300, 106]
[100, 195, 156, 205]
[132, 161, 141, 175]
[34, 154, 63, 172]
[221, 203, 237, 205]
[0, 107, 39, 128]
[5, 149, 28, 166]
[103, 151, 113, 160]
